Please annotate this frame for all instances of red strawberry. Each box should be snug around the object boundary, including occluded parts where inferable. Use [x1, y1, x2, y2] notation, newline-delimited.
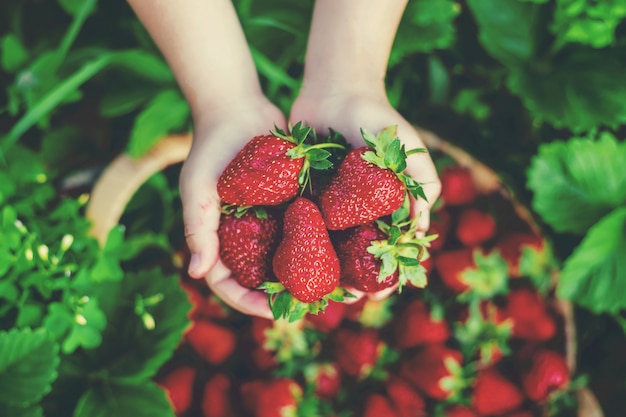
[471, 367, 524, 415]
[186, 319, 236, 364]
[363, 394, 398, 417]
[218, 208, 281, 289]
[272, 197, 341, 303]
[333, 222, 398, 292]
[443, 405, 479, 417]
[394, 299, 449, 349]
[400, 344, 465, 401]
[439, 165, 477, 206]
[386, 376, 426, 417]
[217, 123, 342, 206]
[455, 208, 496, 247]
[494, 232, 548, 278]
[304, 362, 342, 400]
[433, 248, 475, 293]
[241, 378, 302, 417]
[521, 349, 570, 403]
[305, 299, 347, 331]
[318, 126, 424, 230]
[202, 373, 235, 417]
[434, 248, 509, 298]
[333, 328, 383, 378]
[504, 288, 556, 341]
[158, 366, 196, 415]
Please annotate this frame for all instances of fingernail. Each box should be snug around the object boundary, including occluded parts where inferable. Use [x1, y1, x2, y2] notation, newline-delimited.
[188, 253, 201, 275]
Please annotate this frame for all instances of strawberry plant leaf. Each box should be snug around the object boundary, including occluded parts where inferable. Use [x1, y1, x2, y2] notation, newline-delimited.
[466, 0, 541, 66]
[127, 89, 190, 158]
[0, 328, 59, 407]
[73, 381, 174, 417]
[308, 159, 333, 170]
[306, 148, 332, 161]
[269, 291, 294, 320]
[557, 207, 626, 315]
[70, 269, 191, 381]
[1, 34, 29, 73]
[527, 132, 626, 234]
[507, 47, 626, 131]
[389, 0, 459, 67]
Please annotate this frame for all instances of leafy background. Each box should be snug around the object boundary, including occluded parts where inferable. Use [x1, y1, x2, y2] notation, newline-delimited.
[1, 0, 626, 415]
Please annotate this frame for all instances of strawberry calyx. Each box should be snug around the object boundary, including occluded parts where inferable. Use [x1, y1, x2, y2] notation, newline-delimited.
[220, 203, 268, 219]
[454, 300, 513, 366]
[360, 125, 428, 201]
[457, 250, 509, 302]
[366, 200, 436, 291]
[259, 282, 355, 322]
[271, 122, 347, 193]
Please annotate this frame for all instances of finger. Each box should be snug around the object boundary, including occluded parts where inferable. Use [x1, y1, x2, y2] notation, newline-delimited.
[206, 260, 272, 319]
[367, 284, 399, 301]
[180, 173, 222, 279]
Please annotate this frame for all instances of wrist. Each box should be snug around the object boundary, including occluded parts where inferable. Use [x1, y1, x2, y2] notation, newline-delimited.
[191, 91, 275, 131]
[297, 76, 387, 104]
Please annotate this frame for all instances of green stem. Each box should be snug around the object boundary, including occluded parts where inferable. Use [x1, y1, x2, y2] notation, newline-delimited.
[58, 0, 97, 61]
[306, 143, 346, 151]
[406, 147, 427, 156]
[2, 54, 112, 151]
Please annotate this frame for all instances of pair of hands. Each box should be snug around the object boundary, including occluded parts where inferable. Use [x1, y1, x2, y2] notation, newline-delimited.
[180, 91, 442, 319]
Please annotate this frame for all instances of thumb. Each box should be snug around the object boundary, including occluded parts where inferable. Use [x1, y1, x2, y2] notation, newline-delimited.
[180, 167, 222, 279]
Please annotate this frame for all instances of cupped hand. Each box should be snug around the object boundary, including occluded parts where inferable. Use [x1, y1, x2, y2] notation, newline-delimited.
[290, 90, 442, 301]
[180, 97, 286, 319]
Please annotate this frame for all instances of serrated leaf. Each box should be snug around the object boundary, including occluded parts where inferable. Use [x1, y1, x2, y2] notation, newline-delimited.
[507, 47, 626, 131]
[74, 381, 174, 417]
[527, 133, 626, 234]
[0, 328, 59, 407]
[383, 139, 405, 173]
[397, 256, 421, 266]
[127, 90, 190, 158]
[557, 207, 626, 315]
[467, 0, 541, 66]
[1, 34, 29, 72]
[73, 269, 191, 381]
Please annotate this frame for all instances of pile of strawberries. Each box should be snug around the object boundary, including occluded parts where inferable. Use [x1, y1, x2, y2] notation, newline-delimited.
[216, 123, 432, 320]
[156, 125, 584, 417]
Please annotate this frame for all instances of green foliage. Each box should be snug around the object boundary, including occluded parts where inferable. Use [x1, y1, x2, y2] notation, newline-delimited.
[74, 382, 175, 417]
[528, 133, 626, 317]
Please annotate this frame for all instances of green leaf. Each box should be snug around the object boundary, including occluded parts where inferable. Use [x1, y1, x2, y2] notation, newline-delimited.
[58, 0, 96, 17]
[1, 34, 29, 72]
[3, 54, 111, 151]
[75, 269, 191, 381]
[0, 403, 43, 417]
[527, 133, 626, 234]
[390, 0, 459, 66]
[551, 0, 626, 50]
[74, 381, 174, 417]
[0, 328, 59, 407]
[507, 47, 626, 131]
[466, 0, 541, 66]
[109, 50, 174, 83]
[99, 87, 154, 117]
[557, 207, 626, 315]
[127, 90, 190, 158]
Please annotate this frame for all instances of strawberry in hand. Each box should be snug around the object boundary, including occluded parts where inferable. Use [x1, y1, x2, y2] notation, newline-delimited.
[333, 201, 434, 293]
[263, 197, 349, 321]
[217, 207, 281, 289]
[318, 125, 426, 231]
[217, 122, 345, 207]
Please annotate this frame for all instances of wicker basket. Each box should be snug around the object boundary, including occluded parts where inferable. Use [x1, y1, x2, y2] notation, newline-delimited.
[86, 131, 604, 417]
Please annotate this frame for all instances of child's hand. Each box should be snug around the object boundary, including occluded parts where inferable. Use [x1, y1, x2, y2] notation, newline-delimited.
[180, 98, 286, 319]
